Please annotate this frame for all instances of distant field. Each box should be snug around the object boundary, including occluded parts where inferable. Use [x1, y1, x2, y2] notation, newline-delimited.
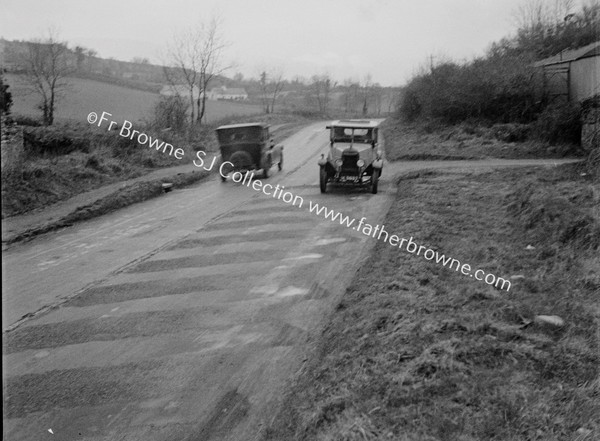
[5, 74, 262, 124]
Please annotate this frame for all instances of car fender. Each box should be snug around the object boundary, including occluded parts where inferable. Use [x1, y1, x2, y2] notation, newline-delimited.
[373, 159, 384, 169]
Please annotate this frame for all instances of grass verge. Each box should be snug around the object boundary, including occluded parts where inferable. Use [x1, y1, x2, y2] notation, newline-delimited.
[266, 164, 599, 440]
[382, 117, 585, 162]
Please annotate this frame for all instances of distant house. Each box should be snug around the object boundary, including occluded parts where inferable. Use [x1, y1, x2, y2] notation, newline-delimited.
[159, 84, 202, 100]
[208, 86, 248, 101]
[534, 41, 600, 102]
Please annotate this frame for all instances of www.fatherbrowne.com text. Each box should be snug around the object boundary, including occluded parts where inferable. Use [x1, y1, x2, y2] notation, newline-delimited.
[306, 202, 511, 291]
[88, 110, 510, 291]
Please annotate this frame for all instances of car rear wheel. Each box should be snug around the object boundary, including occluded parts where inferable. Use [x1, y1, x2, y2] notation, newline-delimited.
[219, 161, 234, 183]
[371, 169, 380, 194]
[320, 167, 328, 193]
[229, 151, 253, 170]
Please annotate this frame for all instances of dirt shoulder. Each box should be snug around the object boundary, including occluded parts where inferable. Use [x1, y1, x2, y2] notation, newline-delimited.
[265, 163, 599, 440]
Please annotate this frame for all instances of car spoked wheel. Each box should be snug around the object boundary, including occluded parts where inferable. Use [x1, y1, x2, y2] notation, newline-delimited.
[371, 169, 380, 194]
[320, 167, 328, 193]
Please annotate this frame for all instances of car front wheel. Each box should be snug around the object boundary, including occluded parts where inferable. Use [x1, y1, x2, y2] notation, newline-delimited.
[371, 169, 380, 194]
[320, 167, 328, 193]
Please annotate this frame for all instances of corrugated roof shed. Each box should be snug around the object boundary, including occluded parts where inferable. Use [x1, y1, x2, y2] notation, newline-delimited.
[534, 41, 600, 67]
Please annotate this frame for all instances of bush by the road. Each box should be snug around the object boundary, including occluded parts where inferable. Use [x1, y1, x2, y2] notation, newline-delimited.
[531, 102, 583, 145]
[397, 2, 599, 147]
[400, 55, 540, 124]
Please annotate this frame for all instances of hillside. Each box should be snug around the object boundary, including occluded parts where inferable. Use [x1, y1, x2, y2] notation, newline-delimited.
[5, 74, 262, 124]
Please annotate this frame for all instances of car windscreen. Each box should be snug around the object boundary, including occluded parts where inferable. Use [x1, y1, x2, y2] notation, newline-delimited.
[217, 126, 263, 144]
[332, 127, 373, 143]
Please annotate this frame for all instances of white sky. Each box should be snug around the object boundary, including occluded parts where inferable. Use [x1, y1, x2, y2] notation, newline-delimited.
[0, 0, 584, 86]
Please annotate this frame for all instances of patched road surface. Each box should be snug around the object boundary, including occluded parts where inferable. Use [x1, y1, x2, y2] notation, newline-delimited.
[3, 122, 393, 440]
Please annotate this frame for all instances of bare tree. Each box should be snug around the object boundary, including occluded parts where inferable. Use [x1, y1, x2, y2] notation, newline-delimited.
[164, 28, 201, 125]
[341, 79, 362, 116]
[341, 78, 355, 115]
[165, 16, 230, 128]
[85, 48, 97, 73]
[514, 0, 575, 31]
[257, 68, 286, 113]
[269, 69, 285, 114]
[386, 89, 401, 114]
[259, 70, 270, 113]
[371, 83, 383, 116]
[361, 74, 373, 116]
[196, 17, 230, 124]
[20, 30, 73, 125]
[512, 0, 577, 55]
[311, 74, 335, 114]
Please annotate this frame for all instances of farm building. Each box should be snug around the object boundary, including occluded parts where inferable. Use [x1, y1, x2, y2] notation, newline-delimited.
[534, 41, 600, 103]
[160, 85, 248, 101]
[159, 84, 202, 99]
[208, 86, 248, 101]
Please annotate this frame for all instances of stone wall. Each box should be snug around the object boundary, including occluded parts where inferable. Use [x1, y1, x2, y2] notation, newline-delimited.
[1, 116, 25, 177]
[580, 89, 599, 154]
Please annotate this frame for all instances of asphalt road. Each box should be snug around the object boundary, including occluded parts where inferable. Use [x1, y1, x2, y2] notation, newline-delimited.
[3, 121, 396, 441]
[2, 120, 580, 441]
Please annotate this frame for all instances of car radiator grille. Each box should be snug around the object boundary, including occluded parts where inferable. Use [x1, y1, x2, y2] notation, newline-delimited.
[341, 151, 359, 174]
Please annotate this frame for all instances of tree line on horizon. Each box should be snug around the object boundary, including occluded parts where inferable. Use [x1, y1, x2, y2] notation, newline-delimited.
[0, 22, 399, 130]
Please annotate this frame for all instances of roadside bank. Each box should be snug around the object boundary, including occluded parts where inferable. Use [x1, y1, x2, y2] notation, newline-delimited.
[2, 163, 209, 247]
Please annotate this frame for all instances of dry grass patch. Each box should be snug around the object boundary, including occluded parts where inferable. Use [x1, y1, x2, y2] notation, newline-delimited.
[267, 165, 599, 441]
[381, 117, 584, 162]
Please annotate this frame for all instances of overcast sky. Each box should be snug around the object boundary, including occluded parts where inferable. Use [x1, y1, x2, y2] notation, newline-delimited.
[0, 0, 584, 86]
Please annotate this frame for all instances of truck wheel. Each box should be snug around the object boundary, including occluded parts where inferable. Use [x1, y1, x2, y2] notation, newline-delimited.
[278, 153, 283, 171]
[371, 169, 380, 194]
[320, 167, 328, 193]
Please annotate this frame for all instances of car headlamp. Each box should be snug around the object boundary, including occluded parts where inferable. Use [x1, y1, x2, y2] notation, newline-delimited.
[335, 159, 343, 167]
[357, 159, 365, 167]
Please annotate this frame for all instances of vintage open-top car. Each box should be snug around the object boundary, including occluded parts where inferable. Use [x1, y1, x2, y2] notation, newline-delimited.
[318, 119, 383, 194]
[216, 122, 283, 181]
